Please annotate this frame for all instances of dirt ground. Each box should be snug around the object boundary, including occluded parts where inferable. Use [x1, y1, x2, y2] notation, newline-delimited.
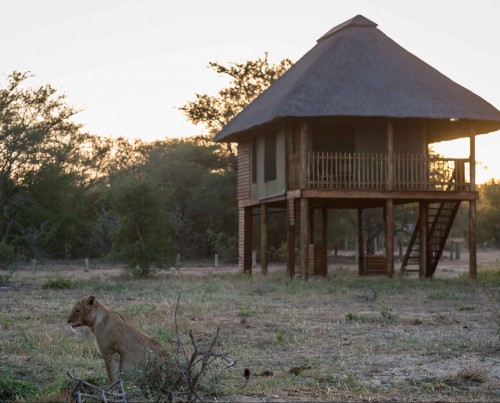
[1, 248, 499, 401]
[9, 247, 500, 281]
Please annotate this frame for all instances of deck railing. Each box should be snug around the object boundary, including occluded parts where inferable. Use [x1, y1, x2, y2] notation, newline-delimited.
[289, 152, 469, 191]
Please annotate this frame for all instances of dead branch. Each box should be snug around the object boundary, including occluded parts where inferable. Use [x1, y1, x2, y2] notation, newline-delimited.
[171, 295, 236, 401]
[67, 369, 127, 403]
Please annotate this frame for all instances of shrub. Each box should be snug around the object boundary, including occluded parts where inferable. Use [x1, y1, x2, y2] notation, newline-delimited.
[0, 241, 18, 285]
[107, 174, 173, 277]
[345, 312, 361, 321]
[0, 241, 17, 269]
[208, 231, 238, 264]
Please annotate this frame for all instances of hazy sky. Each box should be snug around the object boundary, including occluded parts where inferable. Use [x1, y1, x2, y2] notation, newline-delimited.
[1, 0, 499, 181]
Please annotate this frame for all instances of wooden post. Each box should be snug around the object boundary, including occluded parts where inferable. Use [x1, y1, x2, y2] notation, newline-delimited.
[469, 123, 477, 278]
[386, 120, 394, 190]
[308, 207, 315, 277]
[322, 205, 328, 276]
[385, 199, 394, 277]
[287, 222, 295, 278]
[470, 124, 476, 192]
[469, 200, 477, 279]
[419, 201, 428, 279]
[240, 207, 253, 274]
[358, 208, 365, 275]
[299, 121, 309, 189]
[309, 208, 315, 245]
[287, 198, 295, 277]
[260, 204, 268, 274]
[300, 197, 309, 280]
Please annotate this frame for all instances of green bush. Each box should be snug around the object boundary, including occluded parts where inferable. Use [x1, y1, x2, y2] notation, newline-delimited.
[0, 241, 18, 285]
[0, 241, 17, 270]
[107, 174, 173, 277]
[345, 312, 361, 321]
[208, 231, 237, 264]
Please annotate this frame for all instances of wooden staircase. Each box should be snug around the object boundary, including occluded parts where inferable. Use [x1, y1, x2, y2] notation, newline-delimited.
[400, 200, 461, 276]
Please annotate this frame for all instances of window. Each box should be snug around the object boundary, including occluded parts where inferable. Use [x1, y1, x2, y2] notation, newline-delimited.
[251, 138, 257, 184]
[264, 133, 277, 182]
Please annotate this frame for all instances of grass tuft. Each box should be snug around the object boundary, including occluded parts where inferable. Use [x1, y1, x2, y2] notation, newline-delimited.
[42, 277, 74, 289]
[0, 368, 38, 401]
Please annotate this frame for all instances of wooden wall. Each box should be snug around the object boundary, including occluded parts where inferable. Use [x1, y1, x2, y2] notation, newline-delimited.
[237, 142, 251, 201]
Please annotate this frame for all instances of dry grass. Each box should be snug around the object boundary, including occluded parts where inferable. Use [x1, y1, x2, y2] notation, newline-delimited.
[0, 260, 499, 401]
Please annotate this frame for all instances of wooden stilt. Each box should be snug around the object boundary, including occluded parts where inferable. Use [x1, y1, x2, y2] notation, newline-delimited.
[287, 199, 295, 278]
[240, 207, 253, 274]
[469, 123, 477, 279]
[300, 198, 309, 281]
[385, 199, 394, 277]
[358, 208, 365, 275]
[469, 200, 477, 279]
[322, 205, 328, 276]
[419, 201, 428, 279]
[308, 207, 315, 277]
[260, 204, 268, 274]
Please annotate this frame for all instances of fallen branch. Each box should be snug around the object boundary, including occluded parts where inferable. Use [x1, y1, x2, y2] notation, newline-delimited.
[67, 369, 127, 403]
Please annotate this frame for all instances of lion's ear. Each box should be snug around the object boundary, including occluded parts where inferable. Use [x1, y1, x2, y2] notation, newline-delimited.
[87, 295, 96, 306]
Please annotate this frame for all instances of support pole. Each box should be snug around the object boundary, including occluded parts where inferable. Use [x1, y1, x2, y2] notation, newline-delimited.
[469, 123, 477, 279]
[419, 201, 428, 279]
[470, 124, 476, 192]
[308, 208, 315, 277]
[469, 200, 477, 279]
[287, 222, 295, 278]
[240, 207, 253, 274]
[260, 204, 268, 274]
[386, 120, 394, 190]
[300, 198, 309, 280]
[358, 208, 365, 275]
[322, 205, 328, 276]
[287, 199, 295, 278]
[385, 199, 394, 277]
[299, 121, 309, 189]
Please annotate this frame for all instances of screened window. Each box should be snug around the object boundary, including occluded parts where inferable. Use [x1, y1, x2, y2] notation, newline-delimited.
[264, 133, 277, 182]
[251, 138, 257, 184]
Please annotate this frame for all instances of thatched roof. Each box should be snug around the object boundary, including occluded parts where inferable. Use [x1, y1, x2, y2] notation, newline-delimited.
[215, 15, 500, 143]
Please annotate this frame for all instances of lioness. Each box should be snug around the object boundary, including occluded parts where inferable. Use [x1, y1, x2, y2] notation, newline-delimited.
[67, 295, 167, 382]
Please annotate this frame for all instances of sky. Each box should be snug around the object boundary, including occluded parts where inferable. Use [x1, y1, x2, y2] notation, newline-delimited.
[1, 0, 499, 182]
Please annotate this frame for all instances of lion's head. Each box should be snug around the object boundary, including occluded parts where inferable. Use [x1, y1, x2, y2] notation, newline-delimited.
[67, 295, 97, 328]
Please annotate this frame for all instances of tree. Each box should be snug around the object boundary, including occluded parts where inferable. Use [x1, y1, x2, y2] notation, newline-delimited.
[0, 71, 143, 259]
[180, 53, 292, 143]
[107, 174, 172, 276]
[0, 71, 92, 259]
[477, 180, 500, 247]
[138, 138, 237, 260]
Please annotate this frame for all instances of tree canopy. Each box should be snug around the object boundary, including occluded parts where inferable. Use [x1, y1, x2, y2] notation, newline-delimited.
[180, 53, 292, 140]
